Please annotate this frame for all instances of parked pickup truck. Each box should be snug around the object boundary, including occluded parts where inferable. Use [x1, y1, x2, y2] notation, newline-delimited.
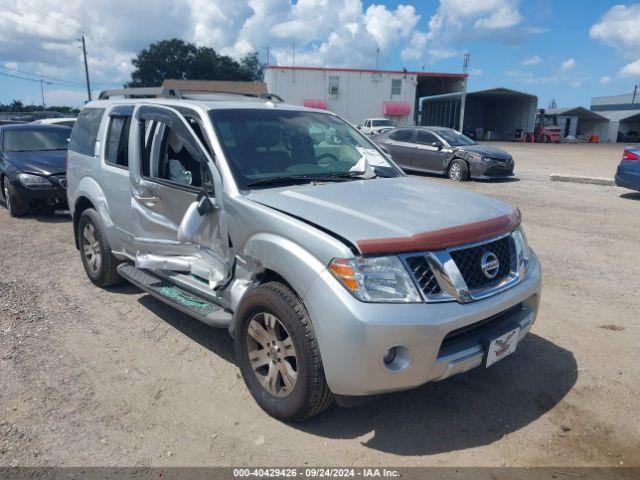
[67, 89, 541, 421]
[358, 118, 395, 136]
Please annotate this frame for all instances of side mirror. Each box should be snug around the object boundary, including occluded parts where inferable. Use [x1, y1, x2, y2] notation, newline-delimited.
[356, 125, 362, 130]
[177, 194, 217, 244]
[432, 141, 444, 150]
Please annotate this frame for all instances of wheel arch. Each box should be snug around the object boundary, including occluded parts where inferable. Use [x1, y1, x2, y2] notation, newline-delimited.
[73, 196, 96, 249]
[228, 232, 328, 337]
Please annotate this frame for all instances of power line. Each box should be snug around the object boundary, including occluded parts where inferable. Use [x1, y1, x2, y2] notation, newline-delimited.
[0, 65, 85, 87]
[0, 70, 84, 90]
[19, 0, 83, 34]
[0, 3, 77, 40]
[0, 10, 77, 42]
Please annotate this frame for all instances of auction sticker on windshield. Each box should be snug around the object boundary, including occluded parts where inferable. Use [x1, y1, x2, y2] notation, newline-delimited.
[485, 327, 520, 367]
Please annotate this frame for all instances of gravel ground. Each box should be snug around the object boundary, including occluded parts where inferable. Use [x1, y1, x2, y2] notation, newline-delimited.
[0, 143, 639, 467]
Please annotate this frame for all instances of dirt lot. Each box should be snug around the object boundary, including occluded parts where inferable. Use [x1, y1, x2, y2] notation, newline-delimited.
[0, 143, 639, 467]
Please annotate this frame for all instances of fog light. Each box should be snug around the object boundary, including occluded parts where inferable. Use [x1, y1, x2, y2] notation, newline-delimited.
[380, 345, 411, 372]
[383, 347, 397, 365]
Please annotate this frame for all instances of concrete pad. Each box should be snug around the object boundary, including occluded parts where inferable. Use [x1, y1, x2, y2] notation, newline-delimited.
[550, 174, 616, 186]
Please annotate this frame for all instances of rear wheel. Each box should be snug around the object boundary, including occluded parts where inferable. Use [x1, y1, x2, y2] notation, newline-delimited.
[77, 208, 122, 287]
[235, 282, 334, 421]
[448, 159, 470, 181]
[3, 176, 30, 217]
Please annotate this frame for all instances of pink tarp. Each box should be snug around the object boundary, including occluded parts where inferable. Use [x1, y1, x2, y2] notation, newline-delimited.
[303, 99, 328, 109]
[383, 102, 411, 116]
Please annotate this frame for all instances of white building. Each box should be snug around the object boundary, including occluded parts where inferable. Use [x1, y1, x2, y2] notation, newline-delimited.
[264, 65, 465, 126]
[591, 92, 640, 143]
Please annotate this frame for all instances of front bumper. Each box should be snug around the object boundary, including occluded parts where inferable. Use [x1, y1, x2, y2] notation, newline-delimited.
[470, 160, 514, 179]
[10, 174, 67, 204]
[303, 252, 541, 396]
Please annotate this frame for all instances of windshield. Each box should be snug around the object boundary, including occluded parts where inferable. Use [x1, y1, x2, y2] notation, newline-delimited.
[3, 128, 71, 152]
[210, 109, 401, 189]
[432, 128, 476, 147]
[372, 119, 392, 127]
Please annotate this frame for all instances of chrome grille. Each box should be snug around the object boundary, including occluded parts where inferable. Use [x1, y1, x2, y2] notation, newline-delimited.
[401, 232, 521, 303]
[404, 255, 441, 296]
[450, 235, 514, 289]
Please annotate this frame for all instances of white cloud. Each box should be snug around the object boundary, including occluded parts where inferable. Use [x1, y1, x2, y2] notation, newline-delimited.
[619, 59, 640, 78]
[590, 4, 640, 82]
[589, 4, 640, 53]
[470, 68, 482, 75]
[521, 54, 541, 66]
[0, 0, 551, 105]
[401, 0, 536, 61]
[599, 75, 611, 85]
[560, 58, 576, 72]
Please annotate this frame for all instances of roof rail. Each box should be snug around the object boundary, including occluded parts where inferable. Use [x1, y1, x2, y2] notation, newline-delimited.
[98, 87, 181, 100]
[98, 87, 284, 103]
[179, 91, 284, 102]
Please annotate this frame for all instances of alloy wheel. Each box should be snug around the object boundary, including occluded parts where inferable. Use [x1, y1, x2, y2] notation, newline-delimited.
[449, 162, 462, 180]
[245, 312, 298, 397]
[82, 223, 102, 274]
[3, 178, 10, 210]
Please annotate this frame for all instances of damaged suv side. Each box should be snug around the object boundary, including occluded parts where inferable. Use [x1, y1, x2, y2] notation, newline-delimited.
[67, 90, 541, 421]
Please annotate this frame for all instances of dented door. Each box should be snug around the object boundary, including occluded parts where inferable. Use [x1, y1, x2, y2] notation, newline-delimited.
[128, 104, 230, 286]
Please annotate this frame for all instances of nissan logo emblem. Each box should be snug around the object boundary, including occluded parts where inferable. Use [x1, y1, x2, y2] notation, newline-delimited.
[480, 251, 500, 279]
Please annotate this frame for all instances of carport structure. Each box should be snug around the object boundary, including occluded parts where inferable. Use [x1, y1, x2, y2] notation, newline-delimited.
[420, 87, 538, 141]
[544, 107, 610, 141]
[597, 109, 640, 143]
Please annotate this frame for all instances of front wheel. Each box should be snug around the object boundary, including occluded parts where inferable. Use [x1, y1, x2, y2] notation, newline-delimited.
[3, 176, 30, 217]
[234, 282, 334, 421]
[448, 159, 470, 181]
[77, 208, 122, 287]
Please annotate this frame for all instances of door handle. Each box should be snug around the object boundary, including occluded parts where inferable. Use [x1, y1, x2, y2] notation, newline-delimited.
[134, 193, 160, 202]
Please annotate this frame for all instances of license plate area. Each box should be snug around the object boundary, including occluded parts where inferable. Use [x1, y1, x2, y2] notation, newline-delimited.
[483, 325, 520, 368]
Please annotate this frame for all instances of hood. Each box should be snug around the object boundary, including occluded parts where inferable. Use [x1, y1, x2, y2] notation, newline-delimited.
[457, 144, 512, 161]
[4, 149, 67, 175]
[248, 176, 519, 254]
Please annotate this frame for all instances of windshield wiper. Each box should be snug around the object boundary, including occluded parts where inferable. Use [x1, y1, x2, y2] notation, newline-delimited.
[246, 174, 355, 188]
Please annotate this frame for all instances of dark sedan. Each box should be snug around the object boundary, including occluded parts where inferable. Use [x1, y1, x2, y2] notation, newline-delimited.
[0, 124, 71, 217]
[373, 126, 515, 181]
[615, 146, 640, 192]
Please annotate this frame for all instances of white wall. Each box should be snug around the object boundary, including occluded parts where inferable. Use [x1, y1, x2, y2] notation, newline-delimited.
[265, 68, 418, 126]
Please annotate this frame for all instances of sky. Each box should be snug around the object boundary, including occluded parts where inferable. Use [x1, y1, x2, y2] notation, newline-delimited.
[0, 0, 639, 109]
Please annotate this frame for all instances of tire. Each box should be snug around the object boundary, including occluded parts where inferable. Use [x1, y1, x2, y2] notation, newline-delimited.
[3, 176, 30, 217]
[448, 159, 470, 181]
[77, 208, 122, 287]
[234, 282, 334, 421]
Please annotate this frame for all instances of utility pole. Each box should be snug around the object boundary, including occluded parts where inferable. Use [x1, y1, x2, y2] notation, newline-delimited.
[458, 53, 470, 132]
[261, 46, 270, 67]
[376, 47, 380, 72]
[81, 34, 92, 102]
[633, 84, 639, 105]
[40, 79, 46, 110]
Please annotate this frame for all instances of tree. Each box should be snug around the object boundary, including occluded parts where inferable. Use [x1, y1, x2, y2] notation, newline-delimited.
[127, 38, 264, 87]
[9, 99, 24, 112]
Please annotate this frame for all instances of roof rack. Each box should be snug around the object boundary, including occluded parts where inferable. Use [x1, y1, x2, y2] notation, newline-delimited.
[97, 87, 284, 102]
[97, 87, 181, 100]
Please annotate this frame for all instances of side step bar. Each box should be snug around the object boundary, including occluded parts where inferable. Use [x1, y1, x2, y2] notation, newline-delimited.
[117, 263, 232, 328]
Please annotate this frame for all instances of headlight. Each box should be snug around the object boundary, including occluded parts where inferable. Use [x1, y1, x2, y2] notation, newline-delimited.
[328, 256, 421, 303]
[513, 226, 531, 268]
[17, 173, 51, 187]
[467, 152, 483, 161]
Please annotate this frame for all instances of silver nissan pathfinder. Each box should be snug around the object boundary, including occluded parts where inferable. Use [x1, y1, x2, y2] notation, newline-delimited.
[66, 88, 541, 421]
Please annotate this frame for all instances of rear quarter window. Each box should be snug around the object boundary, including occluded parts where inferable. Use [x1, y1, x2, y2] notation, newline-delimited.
[69, 107, 105, 156]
